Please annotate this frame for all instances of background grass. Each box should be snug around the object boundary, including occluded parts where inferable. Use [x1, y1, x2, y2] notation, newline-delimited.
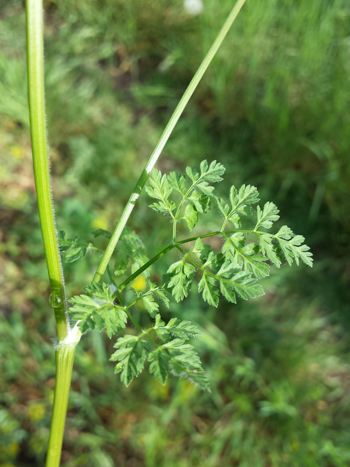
[1, 0, 350, 465]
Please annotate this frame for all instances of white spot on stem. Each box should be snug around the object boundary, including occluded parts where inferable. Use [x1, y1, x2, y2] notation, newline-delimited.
[56, 322, 81, 348]
[184, 0, 203, 16]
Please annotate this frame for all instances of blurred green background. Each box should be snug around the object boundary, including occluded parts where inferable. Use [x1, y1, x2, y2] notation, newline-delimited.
[1, 0, 350, 465]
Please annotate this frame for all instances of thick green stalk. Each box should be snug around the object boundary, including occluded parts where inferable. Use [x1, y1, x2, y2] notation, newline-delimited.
[46, 349, 74, 467]
[93, 0, 247, 283]
[46, 327, 81, 467]
[26, 0, 68, 341]
[26, 1, 79, 466]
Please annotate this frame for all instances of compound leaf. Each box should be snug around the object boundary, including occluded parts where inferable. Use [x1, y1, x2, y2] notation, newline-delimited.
[186, 160, 225, 196]
[259, 233, 282, 268]
[229, 184, 260, 215]
[167, 259, 196, 302]
[154, 315, 200, 340]
[146, 169, 175, 215]
[255, 202, 280, 230]
[223, 233, 270, 279]
[148, 348, 170, 383]
[163, 338, 209, 391]
[198, 272, 219, 307]
[275, 226, 313, 267]
[110, 335, 149, 386]
[69, 283, 127, 338]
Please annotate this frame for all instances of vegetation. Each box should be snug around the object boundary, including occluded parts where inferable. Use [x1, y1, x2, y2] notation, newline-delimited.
[69, 161, 312, 391]
[1, 0, 350, 466]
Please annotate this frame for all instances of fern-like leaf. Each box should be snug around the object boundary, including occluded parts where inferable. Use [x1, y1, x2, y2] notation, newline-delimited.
[145, 169, 175, 216]
[110, 335, 149, 386]
[167, 259, 196, 302]
[275, 226, 313, 267]
[255, 202, 280, 230]
[69, 283, 127, 338]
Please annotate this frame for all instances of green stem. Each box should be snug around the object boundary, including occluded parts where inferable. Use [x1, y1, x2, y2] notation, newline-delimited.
[46, 327, 81, 467]
[26, 2, 78, 465]
[93, 0, 247, 283]
[119, 243, 176, 290]
[119, 228, 247, 290]
[26, 0, 68, 341]
[172, 220, 177, 242]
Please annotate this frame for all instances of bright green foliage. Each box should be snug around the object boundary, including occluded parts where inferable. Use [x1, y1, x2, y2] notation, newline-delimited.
[153, 314, 200, 340]
[145, 170, 175, 216]
[167, 246, 264, 308]
[259, 233, 282, 268]
[184, 160, 225, 195]
[223, 233, 270, 279]
[133, 285, 170, 317]
[148, 338, 208, 389]
[67, 160, 312, 389]
[167, 260, 196, 302]
[275, 226, 314, 267]
[229, 184, 260, 213]
[255, 202, 280, 230]
[111, 315, 208, 390]
[218, 184, 260, 226]
[217, 267, 265, 303]
[69, 283, 127, 338]
[146, 160, 225, 231]
[146, 160, 313, 310]
[110, 334, 150, 386]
